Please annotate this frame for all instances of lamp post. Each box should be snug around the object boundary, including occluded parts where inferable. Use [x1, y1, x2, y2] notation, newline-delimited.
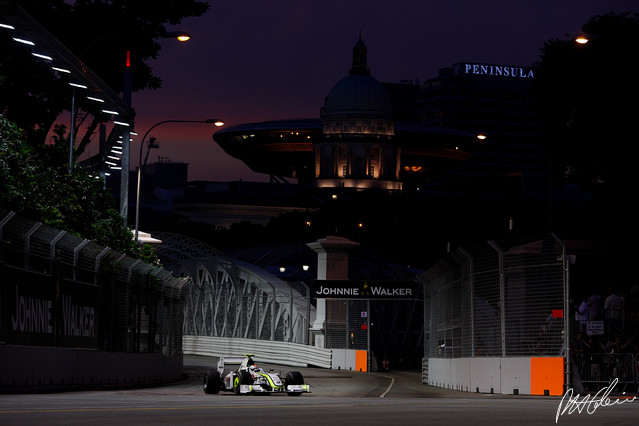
[134, 118, 224, 242]
[83, 31, 192, 222]
[66, 32, 191, 180]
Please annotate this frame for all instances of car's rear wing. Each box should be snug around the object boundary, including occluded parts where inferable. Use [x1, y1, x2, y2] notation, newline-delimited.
[217, 354, 254, 374]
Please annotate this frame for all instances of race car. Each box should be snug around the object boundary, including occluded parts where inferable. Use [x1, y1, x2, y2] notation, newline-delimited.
[202, 354, 310, 396]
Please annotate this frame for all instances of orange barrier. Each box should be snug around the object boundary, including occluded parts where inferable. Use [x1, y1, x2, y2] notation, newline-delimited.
[356, 350, 368, 372]
[531, 357, 564, 395]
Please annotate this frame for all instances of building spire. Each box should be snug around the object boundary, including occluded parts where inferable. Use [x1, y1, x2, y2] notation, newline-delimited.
[349, 31, 369, 75]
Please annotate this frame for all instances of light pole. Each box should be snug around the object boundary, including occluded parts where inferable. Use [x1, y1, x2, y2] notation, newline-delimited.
[134, 118, 224, 242]
[90, 31, 192, 223]
[66, 32, 191, 180]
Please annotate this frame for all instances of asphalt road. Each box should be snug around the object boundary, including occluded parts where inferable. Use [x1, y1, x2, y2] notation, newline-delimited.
[0, 355, 637, 425]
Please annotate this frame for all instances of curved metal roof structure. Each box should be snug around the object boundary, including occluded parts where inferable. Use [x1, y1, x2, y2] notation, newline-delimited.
[152, 232, 314, 344]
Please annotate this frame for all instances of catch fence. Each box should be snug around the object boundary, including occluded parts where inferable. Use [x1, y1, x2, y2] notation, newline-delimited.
[0, 208, 188, 356]
[423, 234, 567, 359]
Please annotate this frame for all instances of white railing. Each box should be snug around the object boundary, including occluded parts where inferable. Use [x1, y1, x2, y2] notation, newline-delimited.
[182, 335, 332, 369]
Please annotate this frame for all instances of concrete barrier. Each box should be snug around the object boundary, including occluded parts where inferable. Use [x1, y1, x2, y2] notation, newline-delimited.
[427, 356, 564, 395]
[0, 345, 182, 392]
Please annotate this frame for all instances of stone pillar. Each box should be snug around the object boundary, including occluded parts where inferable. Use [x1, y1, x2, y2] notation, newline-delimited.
[307, 236, 359, 348]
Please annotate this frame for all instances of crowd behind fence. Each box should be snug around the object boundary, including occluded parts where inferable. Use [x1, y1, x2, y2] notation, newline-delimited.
[0, 208, 188, 356]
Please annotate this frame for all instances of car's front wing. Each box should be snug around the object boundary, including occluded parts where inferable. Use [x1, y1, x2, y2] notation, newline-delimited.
[237, 384, 310, 394]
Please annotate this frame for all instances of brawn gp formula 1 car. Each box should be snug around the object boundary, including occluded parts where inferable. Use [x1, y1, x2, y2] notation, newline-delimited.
[202, 354, 310, 396]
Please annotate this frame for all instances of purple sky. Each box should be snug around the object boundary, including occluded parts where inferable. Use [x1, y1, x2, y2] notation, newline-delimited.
[122, 0, 637, 182]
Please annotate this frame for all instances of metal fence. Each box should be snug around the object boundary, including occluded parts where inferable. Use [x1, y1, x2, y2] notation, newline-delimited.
[0, 208, 188, 356]
[577, 353, 638, 391]
[325, 299, 370, 350]
[423, 234, 567, 358]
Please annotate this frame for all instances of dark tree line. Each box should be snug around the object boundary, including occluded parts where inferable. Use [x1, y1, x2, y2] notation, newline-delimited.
[531, 11, 639, 259]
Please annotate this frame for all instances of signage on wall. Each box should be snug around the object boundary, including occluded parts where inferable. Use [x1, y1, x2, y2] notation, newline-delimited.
[587, 320, 604, 336]
[454, 62, 535, 79]
[5, 266, 99, 348]
[312, 280, 419, 299]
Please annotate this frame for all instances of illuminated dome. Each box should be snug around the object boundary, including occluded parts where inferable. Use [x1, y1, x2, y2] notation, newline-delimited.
[322, 74, 393, 119]
[315, 35, 400, 190]
[321, 36, 392, 121]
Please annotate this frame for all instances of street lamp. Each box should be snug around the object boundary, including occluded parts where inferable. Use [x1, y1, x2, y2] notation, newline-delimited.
[134, 118, 225, 242]
[575, 34, 589, 44]
[82, 30, 193, 222]
[67, 31, 192, 180]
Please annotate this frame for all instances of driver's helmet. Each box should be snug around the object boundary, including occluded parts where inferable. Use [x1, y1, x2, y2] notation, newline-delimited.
[249, 365, 259, 372]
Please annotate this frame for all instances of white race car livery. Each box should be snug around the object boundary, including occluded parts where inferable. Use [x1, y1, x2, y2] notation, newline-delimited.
[203, 354, 310, 396]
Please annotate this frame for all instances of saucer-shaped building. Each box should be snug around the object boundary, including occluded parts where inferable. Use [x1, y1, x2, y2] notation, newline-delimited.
[213, 36, 476, 190]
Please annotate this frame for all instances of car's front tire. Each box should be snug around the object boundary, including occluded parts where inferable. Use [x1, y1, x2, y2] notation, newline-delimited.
[286, 371, 304, 396]
[234, 371, 253, 395]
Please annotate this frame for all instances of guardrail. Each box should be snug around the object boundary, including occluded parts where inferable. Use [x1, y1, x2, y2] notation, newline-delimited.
[182, 335, 332, 369]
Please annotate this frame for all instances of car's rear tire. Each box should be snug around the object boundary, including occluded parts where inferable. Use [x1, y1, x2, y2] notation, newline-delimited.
[203, 370, 221, 394]
[286, 371, 304, 396]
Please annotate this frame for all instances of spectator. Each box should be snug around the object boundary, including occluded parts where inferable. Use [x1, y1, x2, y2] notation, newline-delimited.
[605, 336, 623, 354]
[588, 291, 603, 321]
[604, 286, 623, 340]
[573, 332, 588, 380]
[621, 335, 639, 355]
[586, 335, 606, 388]
[575, 294, 589, 333]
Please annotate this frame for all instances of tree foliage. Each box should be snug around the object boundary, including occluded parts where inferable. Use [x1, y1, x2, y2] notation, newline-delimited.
[1, 1, 208, 263]
[533, 12, 639, 190]
[533, 11, 639, 245]
[0, 114, 156, 263]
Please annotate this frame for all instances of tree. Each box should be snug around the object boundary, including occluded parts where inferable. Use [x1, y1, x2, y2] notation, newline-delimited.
[533, 11, 639, 243]
[0, 114, 156, 263]
[534, 12, 639, 190]
[1, 0, 209, 157]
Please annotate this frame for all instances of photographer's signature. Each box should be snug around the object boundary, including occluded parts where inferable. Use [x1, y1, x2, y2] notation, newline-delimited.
[556, 378, 636, 423]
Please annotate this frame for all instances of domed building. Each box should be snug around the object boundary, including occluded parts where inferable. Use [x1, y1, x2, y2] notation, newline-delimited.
[316, 35, 400, 190]
[213, 36, 476, 190]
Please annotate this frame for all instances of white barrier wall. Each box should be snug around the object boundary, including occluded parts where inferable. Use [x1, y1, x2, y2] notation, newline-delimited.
[428, 357, 538, 395]
[183, 335, 333, 369]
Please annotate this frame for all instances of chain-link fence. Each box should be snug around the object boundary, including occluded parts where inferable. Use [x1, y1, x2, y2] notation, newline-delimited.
[324, 299, 370, 350]
[423, 234, 567, 359]
[0, 208, 188, 356]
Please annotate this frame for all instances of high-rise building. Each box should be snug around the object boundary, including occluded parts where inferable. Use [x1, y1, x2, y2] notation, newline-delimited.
[418, 62, 548, 195]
